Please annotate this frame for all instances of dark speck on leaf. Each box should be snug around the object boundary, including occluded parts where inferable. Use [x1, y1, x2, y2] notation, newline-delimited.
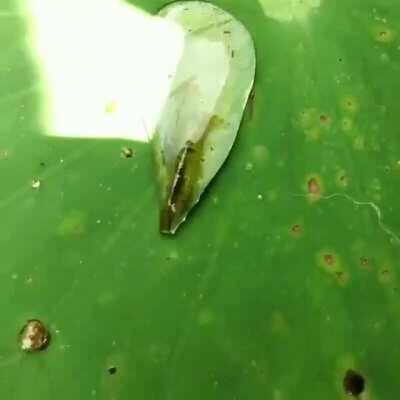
[343, 369, 365, 396]
[121, 147, 134, 159]
[108, 366, 117, 375]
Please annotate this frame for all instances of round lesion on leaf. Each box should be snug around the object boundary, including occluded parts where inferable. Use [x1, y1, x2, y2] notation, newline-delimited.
[335, 270, 350, 286]
[291, 223, 303, 237]
[337, 171, 349, 187]
[323, 253, 335, 266]
[360, 257, 369, 267]
[341, 117, 353, 132]
[319, 113, 331, 126]
[374, 26, 395, 42]
[378, 265, 394, 284]
[317, 249, 339, 269]
[317, 250, 349, 285]
[308, 177, 320, 194]
[306, 175, 323, 201]
[341, 96, 359, 113]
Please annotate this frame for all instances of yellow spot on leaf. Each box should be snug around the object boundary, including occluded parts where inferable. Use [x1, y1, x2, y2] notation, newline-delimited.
[374, 26, 396, 43]
[341, 96, 359, 113]
[341, 117, 353, 132]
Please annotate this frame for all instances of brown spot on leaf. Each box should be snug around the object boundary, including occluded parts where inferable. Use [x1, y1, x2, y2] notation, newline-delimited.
[291, 224, 302, 235]
[324, 254, 335, 266]
[375, 27, 395, 42]
[342, 97, 358, 113]
[20, 320, 51, 352]
[319, 114, 330, 125]
[308, 178, 321, 195]
[339, 174, 348, 187]
[360, 257, 369, 267]
[378, 267, 393, 284]
[335, 270, 349, 286]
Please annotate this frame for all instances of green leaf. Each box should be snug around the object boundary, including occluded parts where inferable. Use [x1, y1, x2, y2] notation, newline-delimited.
[154, 1, 256, 234]
[1, 0, 400, 399]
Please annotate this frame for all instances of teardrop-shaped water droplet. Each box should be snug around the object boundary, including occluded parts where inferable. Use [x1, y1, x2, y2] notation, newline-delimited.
[154, 1, 256, 234]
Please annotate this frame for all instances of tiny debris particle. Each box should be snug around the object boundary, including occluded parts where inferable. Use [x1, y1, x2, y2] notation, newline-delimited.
[20, 320, 50, 352]
[343, 369, 365, 396]
[121, 147, 134, 159]
[31, 179, 41, 189]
